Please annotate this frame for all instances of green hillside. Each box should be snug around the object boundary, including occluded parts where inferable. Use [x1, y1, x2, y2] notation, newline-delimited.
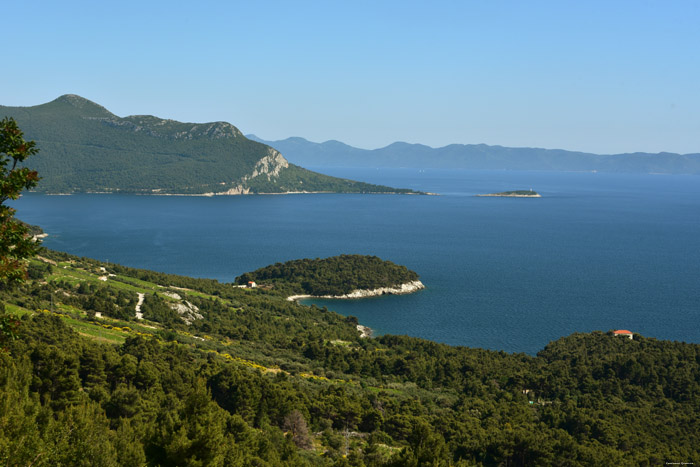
[235, 255, 420, 296]
[0, 95, 418, 195]
[1, 249, 698, 465]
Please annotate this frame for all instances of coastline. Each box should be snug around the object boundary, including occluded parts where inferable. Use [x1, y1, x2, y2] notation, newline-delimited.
[42, 190, 428, 197]
[287, 281, 425, 339]
[199, 190, 426, 196]
[286, 280, 425, 302]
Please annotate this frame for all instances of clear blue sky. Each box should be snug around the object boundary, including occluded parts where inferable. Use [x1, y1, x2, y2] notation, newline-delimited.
[3, 1, 699, 154]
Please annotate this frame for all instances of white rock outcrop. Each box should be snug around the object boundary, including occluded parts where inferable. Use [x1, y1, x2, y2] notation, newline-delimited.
[287, 280, 425, 301]
[170, 300, 203, 325]
[250, 148, 289, 179]
[357, 325, 372, 338]
[212, 148, 290, 195]
[213, 184, 251, 195]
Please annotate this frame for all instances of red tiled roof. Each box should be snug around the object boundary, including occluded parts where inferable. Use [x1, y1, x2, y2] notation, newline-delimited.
[613, 330, 633, 334]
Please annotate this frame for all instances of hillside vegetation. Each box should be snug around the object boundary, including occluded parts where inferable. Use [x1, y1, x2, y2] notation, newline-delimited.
[235, 255, 420, 296]
[0, 95, 418, 195]
[0, 249, 698, 465]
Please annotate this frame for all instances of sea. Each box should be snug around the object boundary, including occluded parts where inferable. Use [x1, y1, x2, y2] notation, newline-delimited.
[13, 168, 700, 355]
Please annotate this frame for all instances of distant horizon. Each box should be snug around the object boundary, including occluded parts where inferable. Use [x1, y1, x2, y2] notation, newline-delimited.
[5, 93, 699, 157]
[245, 133, 700, 157]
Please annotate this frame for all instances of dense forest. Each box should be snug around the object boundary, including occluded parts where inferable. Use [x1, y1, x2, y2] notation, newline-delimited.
[0, 95, 418, 195]
[1, 249, 698, 465]
[235, 255, 421, 296]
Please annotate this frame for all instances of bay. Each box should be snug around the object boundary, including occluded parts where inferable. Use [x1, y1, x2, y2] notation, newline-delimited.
[14, 169, 700, 354]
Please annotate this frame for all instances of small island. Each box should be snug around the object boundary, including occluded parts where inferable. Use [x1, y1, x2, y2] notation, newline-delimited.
[234, 254, 424, 300]
[475, 189, 541, 198]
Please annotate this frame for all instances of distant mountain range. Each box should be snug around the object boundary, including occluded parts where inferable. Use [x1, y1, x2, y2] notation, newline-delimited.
[0, 95, 416, 194]
[248, 135, 700, 175]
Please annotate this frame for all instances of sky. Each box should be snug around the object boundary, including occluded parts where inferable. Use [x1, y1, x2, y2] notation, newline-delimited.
[3, 1, 700, 154]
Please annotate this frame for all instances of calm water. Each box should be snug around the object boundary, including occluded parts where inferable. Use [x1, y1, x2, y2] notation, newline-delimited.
[14, 169, 700, 354]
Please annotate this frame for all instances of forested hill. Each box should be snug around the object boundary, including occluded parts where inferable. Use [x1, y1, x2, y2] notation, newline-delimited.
[0, 95, 418, 195]
[235, 255, 421, 296]
[1, 249, 699, 464]
[248, 135, 700, 175]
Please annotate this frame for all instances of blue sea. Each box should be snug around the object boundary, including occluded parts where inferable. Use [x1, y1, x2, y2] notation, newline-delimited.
[14, 169, 700, 354]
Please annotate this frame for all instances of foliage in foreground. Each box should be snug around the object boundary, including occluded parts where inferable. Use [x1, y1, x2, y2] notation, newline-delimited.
[0, 250, 698, 466]
[0, 117, 41, 286]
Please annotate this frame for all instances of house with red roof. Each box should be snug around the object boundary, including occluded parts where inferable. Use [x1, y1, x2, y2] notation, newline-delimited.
[613, 329, 633, 340]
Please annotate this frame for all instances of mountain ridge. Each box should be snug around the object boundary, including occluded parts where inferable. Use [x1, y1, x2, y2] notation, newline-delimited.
[247, 135, 700, 174]
[0, 95, 417, 195]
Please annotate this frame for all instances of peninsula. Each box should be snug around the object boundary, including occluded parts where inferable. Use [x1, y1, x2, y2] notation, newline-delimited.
[1, 95, 420, 195]
[476, 190, 541, 198]
[235, 254, 424, 299]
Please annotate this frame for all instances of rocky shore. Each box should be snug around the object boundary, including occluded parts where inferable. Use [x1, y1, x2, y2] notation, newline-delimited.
[288, 281, 425, 339]
[287, 280, 425, 302]
[356, 325, 372, 338]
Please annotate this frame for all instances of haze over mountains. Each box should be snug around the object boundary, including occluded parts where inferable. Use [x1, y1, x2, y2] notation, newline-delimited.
[0, 95, 415, 195]
[248, 135, 700, 175]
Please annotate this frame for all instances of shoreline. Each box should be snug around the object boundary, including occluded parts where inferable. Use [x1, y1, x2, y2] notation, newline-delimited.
[286, 280, 425, 302]
[287, 281, 425, 339]
[40, 190, 428, 197]
[287, 281, 425, 340]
